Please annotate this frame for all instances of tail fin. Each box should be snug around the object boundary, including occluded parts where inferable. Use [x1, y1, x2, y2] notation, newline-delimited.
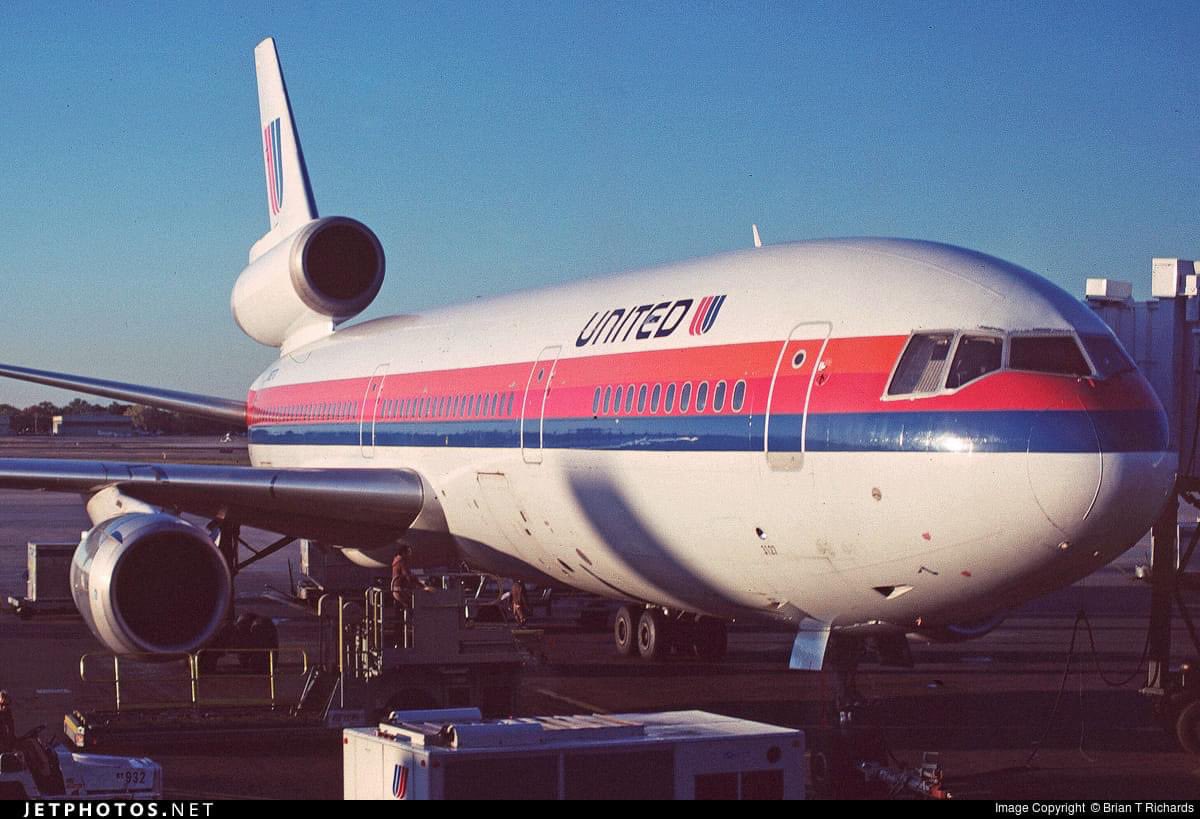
[250, 37, 318, 261]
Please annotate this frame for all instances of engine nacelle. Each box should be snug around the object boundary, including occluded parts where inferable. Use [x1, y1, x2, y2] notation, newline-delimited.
[72, 514, 233, 656]
[231, 216, 385, 349]
[911, 612, 1009, 643]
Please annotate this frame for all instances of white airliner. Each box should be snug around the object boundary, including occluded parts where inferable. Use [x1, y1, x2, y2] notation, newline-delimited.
[0, 39, 1175, 673]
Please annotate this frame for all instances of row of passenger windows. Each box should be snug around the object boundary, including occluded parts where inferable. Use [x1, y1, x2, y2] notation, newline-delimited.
[592, 380, 747, 417]
[375, 391, 517, 421]
[259, 400, 358, 422]
[887, 330, 1135, 397]
[259, 391, 518, 423]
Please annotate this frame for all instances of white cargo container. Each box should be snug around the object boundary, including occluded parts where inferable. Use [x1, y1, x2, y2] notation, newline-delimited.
[344, 708, 805, 800]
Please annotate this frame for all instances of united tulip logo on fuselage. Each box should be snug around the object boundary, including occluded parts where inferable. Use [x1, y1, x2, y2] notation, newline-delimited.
[575, 295, 726, 347]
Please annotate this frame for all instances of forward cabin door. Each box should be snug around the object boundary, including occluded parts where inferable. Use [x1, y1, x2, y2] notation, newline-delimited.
[360, 364, 388, 458]
[764, 322, 832, 470]
[520, 346, 562, 464]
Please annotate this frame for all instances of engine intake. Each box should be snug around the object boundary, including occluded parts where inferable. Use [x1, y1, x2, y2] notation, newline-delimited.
[72, 514, 232, 656]
[232, 216, 385, 349]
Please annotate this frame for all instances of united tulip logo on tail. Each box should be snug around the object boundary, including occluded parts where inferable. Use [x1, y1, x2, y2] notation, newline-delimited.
[263, 117, 283, 216]
[689, 294, 726, 335]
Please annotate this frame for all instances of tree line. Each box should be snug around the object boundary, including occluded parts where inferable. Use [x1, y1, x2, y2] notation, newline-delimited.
[0, 399, 240, 435]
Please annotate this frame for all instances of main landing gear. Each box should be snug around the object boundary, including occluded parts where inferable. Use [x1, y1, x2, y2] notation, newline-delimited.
[613, 605, 728, 661]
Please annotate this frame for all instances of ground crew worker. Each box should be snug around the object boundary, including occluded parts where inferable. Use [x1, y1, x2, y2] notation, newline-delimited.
[391, 545, 429, 606]
[510, 580, 529, 627]
[0, 691, 15, 754]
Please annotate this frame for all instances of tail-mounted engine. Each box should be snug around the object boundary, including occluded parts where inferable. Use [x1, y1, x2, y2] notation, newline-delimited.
[72, 513, 233, 656]
[231, 216, 385, 350]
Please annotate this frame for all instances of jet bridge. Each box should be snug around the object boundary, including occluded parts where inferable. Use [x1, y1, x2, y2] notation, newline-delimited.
[1085, 258, 1200, 750]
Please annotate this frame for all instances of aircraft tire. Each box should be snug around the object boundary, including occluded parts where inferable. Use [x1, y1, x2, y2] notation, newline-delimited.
[636, 608, 667, 661]
[614, 606, 636, 656]
[1176, 699, 1200, 754]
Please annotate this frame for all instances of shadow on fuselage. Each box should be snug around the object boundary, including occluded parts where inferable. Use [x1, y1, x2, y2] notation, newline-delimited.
[562, 469, 754, 618]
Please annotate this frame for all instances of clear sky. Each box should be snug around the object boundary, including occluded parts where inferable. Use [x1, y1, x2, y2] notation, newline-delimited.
[1, 1, 1195, 408]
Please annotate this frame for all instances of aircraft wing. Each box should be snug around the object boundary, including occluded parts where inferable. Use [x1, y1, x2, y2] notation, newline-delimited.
[0, 458, 424, 545]
[0, 362, 246, 426]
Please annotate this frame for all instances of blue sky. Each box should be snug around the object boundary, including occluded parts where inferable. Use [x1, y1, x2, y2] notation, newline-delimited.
[0, 1, 1195, 407]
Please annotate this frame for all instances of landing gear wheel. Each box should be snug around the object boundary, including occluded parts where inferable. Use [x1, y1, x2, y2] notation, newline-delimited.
[637, 608, 667, 661]
[614, 606, 636, 657]
[693, 618, 728, 660]
[1176, 699, 1200, 754]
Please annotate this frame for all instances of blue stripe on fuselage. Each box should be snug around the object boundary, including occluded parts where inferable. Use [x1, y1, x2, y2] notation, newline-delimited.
[247, 409, 1167, 454]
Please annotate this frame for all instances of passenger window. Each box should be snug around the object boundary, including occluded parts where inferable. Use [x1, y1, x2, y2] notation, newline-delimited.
[946, 335, 1002, 389]
[696, 382, 709, 412]
[637, 385, 648, 413]
[732, 380, 746, 412]
[614, 386, 624, 414]
[680, 382, 693, 413]
[1010, 335, 1091, 377]
[603, 386, 612, 414]
[592, 387, 601, 415]
[624, 384, 635, 414]
[651, 384, 662, 413]
[713, 381, 727, 412]
[665, 383, 676, 413]
[887, 333, 954, 396]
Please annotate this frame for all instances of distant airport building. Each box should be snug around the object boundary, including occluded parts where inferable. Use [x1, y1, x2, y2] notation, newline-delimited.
[51, 413, 134, 437]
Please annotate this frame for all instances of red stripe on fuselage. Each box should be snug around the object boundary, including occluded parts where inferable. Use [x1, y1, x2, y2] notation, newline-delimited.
[245, 335, 1161, 426]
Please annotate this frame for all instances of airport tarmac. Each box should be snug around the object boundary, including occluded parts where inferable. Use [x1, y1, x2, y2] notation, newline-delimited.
[0, 436, 1198, 799]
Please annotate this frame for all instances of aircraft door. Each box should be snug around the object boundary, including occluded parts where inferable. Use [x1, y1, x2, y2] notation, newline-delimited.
[764, 322, 832, 470]
[359, 364, 388, 458]
[520, 346, 562, 464]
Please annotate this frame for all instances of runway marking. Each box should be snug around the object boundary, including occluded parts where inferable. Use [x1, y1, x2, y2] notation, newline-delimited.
[534, 688, 608, 714]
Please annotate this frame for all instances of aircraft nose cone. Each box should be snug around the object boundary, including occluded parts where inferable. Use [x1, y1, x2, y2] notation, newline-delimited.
[1027, 400, 1102, 533]
[1082, 411, 1176, 558]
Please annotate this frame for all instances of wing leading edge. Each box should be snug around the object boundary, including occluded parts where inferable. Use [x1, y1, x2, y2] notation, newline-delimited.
[0, 459, 424, 545]
[0, 363, 247, 426]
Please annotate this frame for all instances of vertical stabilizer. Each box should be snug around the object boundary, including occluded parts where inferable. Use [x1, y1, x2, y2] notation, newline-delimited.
[251, 37, 318, 260]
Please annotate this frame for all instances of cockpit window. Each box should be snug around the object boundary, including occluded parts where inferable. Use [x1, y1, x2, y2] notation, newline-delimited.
[1009, 335, 1091, 377]
[945, 335, 1003, 389]
[1079, 333, 1136, 379]
[887, 333, 954, 396]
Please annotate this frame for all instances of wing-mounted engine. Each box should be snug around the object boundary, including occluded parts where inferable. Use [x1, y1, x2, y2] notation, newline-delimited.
[72, 513, 232, 656]
[231, 216, 385, 351]
[911, 612, 1009, 643]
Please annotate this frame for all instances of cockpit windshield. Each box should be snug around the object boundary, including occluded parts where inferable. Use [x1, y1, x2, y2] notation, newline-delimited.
[946, 335, 1003, 389]
[1009, 335, 1091, 377]
[886, 333, 953, 396]
[1079, 333, 1136, 379]
[885, 327, 1134, 399]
